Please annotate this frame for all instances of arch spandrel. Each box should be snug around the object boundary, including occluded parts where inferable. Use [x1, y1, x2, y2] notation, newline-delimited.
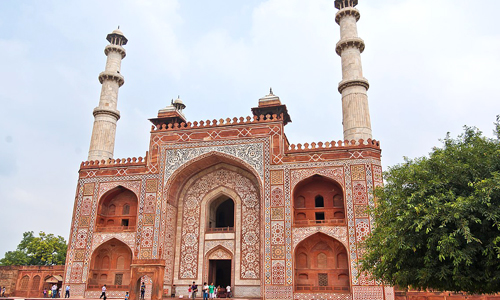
[163, 147, 264, 194]
[97, 181, 141, 200]
[91, 232, 136, 252]
[292, 227, 348, 250]
[207, 246, 233, 260]
[164, 152, 262, 207]
[290, 168, 345, 191]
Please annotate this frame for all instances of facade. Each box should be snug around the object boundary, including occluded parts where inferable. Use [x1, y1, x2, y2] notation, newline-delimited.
[0, 265, 64, 298]
[63, 1, 389, 299]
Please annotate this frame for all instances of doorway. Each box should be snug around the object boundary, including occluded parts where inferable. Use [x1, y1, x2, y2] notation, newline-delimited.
[208, 260, 231, 287]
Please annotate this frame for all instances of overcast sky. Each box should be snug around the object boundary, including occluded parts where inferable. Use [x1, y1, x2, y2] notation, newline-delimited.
[0, 0, 499, 258]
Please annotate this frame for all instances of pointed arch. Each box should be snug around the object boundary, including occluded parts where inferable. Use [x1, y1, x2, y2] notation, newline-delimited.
[294, 233, 350, 293]
[293, 175, 345, 226]
[164, 151, 263, 206]
[89, 238, 132, 288]
[95, 186, 138, 232]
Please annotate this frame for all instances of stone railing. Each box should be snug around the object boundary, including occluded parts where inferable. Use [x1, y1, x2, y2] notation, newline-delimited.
[286, 139, 380, 153]
[151, 113, 284, 132]
[80, 153, 147, 169]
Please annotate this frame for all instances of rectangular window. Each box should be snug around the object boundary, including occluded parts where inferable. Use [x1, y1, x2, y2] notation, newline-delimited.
[318, 273, 328, 287]
[115, 274, 123, 286]
[315, 212, 325, 222]
[121, 219, 129, 226]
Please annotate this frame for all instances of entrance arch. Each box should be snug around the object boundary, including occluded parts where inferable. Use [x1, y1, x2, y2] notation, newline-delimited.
[136, 275, 152, 300]
[294, 233, 350, 293]
[88, 238, 132, 290]
[172, 162, 261, 286]
[205, 247, 233, 288]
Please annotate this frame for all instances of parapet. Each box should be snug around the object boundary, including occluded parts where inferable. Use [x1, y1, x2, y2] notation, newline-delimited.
[151, 113, 284, 132]
[286, 138, 380, 153]
[80, 153, 147, 169]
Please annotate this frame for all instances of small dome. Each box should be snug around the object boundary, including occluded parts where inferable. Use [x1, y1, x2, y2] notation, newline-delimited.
[112, 28, 124, 36]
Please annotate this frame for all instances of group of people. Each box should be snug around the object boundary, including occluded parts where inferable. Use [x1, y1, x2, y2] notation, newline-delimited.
[42, 284, 70, 298]
[182, 282, 231, 299]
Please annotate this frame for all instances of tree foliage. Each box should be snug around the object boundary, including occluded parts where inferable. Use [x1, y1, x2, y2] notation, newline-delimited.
[360, 118, 500, 294]
[0, 231, 67, 266]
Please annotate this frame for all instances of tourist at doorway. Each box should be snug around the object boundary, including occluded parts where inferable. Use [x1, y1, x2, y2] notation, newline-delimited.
[226, 285, 231, 298]
[202, 282, 208, 300]
[140, 282, 146, 300]
[191, 282, 198, 299]
[99, 284, 107, 299]
[51, 284, 57, 298]
[208, 283, 215, 299]
[125, 292, 129, 300]
[65, 285, 70, 298]
[170, 285, 175, 298]
[43, 288, 47, 298]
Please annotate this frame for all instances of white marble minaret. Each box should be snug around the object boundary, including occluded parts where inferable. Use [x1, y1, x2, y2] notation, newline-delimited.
[335, 0, 372, 142]
[88, 28, 128, 161]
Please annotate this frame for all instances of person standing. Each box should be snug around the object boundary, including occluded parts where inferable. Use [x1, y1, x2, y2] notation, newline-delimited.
[2, 287, 6, 297]
[65, 285, 70, 298]
[140, 282, 146, 300]
[99, 285, 107, 299]
[226, 285, 231, 298]
[191, 282, 198, 299]
[208, 283, 215, 299]
[187, 285, 192, 299]
[51, 284, 57, 298]
[202, 282, 208, 300]
[43, 288, 47, 298]
[124, 292, 129, 300]
[170, 285, 176, 298]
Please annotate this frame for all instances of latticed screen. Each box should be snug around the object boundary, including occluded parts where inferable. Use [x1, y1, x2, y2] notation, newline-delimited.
[318, 273, 328, 286]
[31, 276, 41, 290]
[20, 276, 29, 290]
[115, 274, 123, 285]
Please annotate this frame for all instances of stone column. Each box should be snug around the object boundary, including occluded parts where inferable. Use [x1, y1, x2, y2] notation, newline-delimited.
[335, 0, 372, 142]
[88, 29, 127, 161]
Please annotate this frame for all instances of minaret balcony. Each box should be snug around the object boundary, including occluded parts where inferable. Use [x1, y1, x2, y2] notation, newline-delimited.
[335, 6, 360, 24]
[98, 71, 125, 86]
[335, 37, 365, 55]
[104, 44, 126, 58]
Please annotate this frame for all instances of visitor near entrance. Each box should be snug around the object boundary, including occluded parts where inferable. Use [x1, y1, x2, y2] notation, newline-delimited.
[140, 282, 146, 300]
[208, 283, 215, 299]
[51, 284, 57, 298]
[191, 282, 198, 299]
[125, 291, 129, 300]
[226, 285, 231, 298]
[170, 285, 176, 298]
[202, 282, 209, 300]
[65, 285, 70, 298]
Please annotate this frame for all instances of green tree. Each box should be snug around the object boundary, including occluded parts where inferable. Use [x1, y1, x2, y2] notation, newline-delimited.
[0, 231, 67, 266]
[360, 118, 500, 294]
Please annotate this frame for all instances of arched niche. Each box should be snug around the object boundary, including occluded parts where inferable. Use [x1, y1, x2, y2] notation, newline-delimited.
[293, 175, 345, 226]
[88, 238, 132, 289]
[96, 186, 138, 232]
[207, 195, 235, 232]
[294, 233, 350, 293]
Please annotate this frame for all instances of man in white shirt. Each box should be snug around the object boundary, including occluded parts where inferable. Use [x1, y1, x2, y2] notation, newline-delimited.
[226, 285, 231, 298]
[100, 285, 107, 299]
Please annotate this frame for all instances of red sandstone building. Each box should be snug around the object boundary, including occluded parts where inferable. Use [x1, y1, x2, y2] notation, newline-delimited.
[62, 1, 388, 299]
[4, 1, 496, 300]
